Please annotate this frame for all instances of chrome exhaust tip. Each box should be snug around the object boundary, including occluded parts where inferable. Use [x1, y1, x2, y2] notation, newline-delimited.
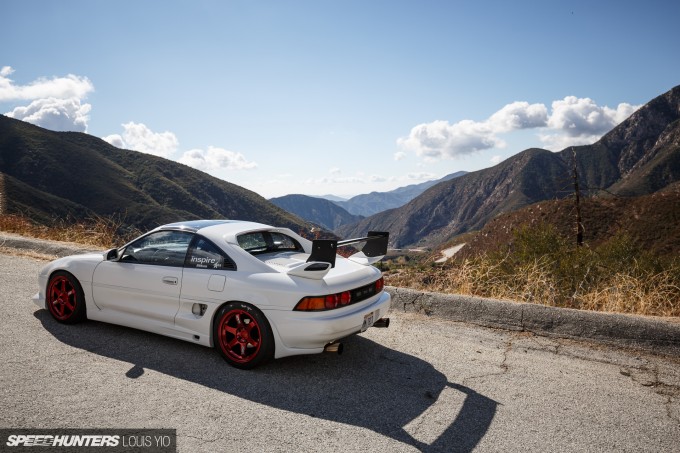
[373, 317, 390, 328]
[324, 342, 344, 355]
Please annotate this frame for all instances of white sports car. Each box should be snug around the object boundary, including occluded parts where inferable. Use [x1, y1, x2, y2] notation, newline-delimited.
[32, 220, 391, 369]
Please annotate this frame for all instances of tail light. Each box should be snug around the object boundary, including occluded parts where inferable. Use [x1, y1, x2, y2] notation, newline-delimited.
[375, 277, 384, 292]
[294, 278, 385, 312]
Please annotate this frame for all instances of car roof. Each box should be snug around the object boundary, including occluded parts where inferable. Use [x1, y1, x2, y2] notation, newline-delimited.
[152, 219, 310, 254]
[155, 220, 279, 237]
[156, 220, 237, 233]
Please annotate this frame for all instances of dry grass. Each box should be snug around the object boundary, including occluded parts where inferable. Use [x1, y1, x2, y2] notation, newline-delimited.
[385, 258, 680, 317]
[0, 214, 141, 249]
[578, 270, 680, 316]
[385, 225, 680, 318]
[385, 256, 560, 305]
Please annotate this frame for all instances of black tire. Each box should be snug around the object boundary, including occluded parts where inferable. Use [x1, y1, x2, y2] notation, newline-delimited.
[213, 302, 274, 370]
[46, 271, 87, 324]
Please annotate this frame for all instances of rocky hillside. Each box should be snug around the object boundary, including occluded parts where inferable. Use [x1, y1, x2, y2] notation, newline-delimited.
[0, 115, 311, 233]
[340, 85, 680, 248]
[270, 194, 363, 231]
[458, 182, 680, 260]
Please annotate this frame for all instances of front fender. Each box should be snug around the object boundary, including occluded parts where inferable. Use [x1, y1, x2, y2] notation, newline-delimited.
[34, 253, 105, 312]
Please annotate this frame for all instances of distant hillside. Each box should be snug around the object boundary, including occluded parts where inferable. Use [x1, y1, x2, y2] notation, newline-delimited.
[340, 85, 680, 248]
[339, 149, 570, 247]
[458, 184, 680, 259]
[0, 115, 311, 233]
[334, 171, 467, 216]
[315, 194, 347, 202]
[270, 194, 363, 231]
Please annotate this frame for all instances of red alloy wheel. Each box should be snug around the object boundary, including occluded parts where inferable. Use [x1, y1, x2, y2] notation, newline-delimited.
[217, 309, 263, 364]
[47, 275, 78, 321]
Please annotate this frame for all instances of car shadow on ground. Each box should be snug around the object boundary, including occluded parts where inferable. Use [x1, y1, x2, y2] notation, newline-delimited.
[36, 311, 497, 452]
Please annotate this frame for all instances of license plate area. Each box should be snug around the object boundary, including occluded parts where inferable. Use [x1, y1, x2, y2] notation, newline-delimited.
[361, 312, 375, 332]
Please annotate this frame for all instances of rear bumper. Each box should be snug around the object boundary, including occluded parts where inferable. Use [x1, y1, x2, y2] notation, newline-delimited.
[265, 291, 391, 358]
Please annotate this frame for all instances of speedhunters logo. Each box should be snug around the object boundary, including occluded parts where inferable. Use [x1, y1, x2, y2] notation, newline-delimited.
[6, 435, 119, 447]
[1, 429, 176, 452]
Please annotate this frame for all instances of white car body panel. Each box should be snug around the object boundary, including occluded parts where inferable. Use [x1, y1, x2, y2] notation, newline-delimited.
[92, 261, 182, 323]
[32, 220, 391, 361]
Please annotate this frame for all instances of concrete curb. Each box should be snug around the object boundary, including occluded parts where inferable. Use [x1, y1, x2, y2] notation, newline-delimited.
[387, 286, 680, 357]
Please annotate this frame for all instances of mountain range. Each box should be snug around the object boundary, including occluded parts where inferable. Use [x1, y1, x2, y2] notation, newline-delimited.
[339, 85, 680, 248]
[269, 194, 364, 231]
[2, 84, 678, 251]
[0, 116, 310, 233]
[270, 171, 467, 231]
[332, 171, 467, 217]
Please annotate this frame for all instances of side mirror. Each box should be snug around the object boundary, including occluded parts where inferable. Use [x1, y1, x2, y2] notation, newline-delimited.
[104, 248, 120, 261]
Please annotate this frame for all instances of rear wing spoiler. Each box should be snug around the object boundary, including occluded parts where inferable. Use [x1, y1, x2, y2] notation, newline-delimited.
[306, 231, 389, 268]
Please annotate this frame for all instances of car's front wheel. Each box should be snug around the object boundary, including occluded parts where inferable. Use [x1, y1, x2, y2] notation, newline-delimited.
[46, 271, 87, 324]
[214, 302, 274, 369]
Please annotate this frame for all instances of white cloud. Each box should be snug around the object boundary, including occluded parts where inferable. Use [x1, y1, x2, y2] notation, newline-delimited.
[393, 151, 407, 161]
[2, 67, 95, 132]
[537, 132, 601, 151]
[0, 66, 94, 102]
[304, 175, 365, 185]
[104, 122, 179, 158]
[397, 101, 546, 160]
[540, 97, 640, 150]
[488, 101, 548, 132]
[102, 134, 125, 148]
[490, 155, 503, 165]
[302, 167, 372, 185]
[104, 122, 256, 172]
[397, 119, 500, 160]
[407, 172, 437, 181]
[399, 97, 640, 159]
[179, 146, 257, 171]
[547, 96, 637, 136]
[5, 97, 91, 132]
[330, 176, 363, 184]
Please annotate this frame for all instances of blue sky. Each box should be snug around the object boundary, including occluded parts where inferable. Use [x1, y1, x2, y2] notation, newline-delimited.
[1, 0, 679, 198]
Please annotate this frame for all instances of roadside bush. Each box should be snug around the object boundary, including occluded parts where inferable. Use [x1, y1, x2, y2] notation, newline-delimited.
[384, 223, 680, 317]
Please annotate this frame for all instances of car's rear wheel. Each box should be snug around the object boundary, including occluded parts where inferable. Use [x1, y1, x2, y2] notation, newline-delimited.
[46, 271, 86, 324]
[214, 302, 274, 369]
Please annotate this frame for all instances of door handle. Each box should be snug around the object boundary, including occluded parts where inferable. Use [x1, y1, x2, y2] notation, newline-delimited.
[162, 276, 178, 285]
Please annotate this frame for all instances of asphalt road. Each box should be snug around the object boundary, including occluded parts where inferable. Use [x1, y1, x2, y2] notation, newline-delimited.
[1, 253, 679, 452]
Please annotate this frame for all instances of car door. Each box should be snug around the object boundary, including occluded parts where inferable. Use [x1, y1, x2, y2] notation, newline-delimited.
[175, 236, 237, 331]
[92, 230, 193, 324]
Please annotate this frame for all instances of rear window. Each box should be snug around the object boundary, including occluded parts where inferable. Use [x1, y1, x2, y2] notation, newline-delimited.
[237, 231, 303, 255]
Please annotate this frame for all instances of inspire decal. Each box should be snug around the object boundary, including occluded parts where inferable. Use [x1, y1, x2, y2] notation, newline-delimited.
[190, 255, 222, 269]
